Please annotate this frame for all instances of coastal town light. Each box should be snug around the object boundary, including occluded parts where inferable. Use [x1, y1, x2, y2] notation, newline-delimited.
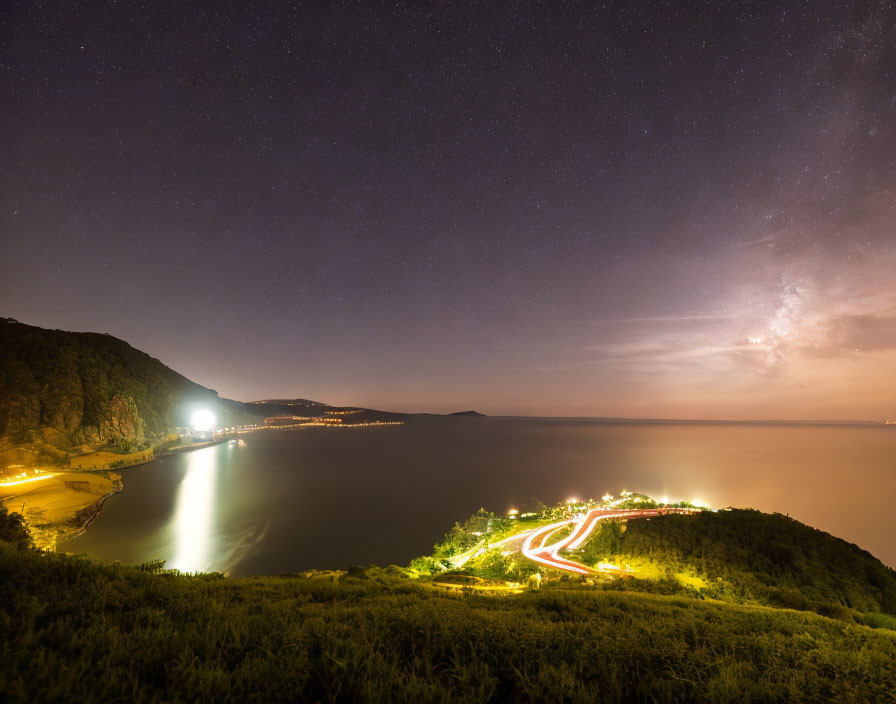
[190, 409, 216, 432]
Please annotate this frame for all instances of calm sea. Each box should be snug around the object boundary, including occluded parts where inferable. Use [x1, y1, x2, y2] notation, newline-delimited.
[61, 418, 896, 575]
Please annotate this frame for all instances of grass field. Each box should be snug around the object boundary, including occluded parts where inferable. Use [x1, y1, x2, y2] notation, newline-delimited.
[68, 447, 154, 470]
[2, 518, 896, 703]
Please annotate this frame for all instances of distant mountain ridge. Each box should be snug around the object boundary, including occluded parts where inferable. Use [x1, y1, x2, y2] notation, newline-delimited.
[248, 398, 329, 407]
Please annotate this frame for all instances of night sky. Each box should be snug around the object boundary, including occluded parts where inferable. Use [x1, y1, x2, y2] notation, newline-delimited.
[2, 1, 895, 418]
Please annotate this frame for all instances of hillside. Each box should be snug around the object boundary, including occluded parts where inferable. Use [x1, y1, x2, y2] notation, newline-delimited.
[0, 319, 466, 469]
[0, 319, 263, 466]
[412, 501, 896, 623]
[247, 398, 408, 424]
[581, 508, 896, 615]
[2, 506, 895, 702]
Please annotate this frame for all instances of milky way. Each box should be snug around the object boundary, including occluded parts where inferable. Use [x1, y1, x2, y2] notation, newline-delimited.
[2, 1, 895, 417]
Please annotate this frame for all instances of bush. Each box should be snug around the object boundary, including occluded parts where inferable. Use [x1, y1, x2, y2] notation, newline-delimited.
[815, 603, 857, 623]
[0, 507, 31, 549]
[859, 612, 896, 631]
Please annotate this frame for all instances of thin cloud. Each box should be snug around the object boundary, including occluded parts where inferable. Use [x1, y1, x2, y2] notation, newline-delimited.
[586, 313, 742, 325]
[527, 340, 765, 373]
[733, 231, 786, 248]
[812, 314, 896, 355]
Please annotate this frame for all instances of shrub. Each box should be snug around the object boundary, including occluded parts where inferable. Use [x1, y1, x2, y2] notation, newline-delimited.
[0, 507, 31, 549]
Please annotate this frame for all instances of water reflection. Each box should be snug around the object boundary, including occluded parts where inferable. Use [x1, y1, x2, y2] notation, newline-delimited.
[166, 446, 218, 572]
[60, 422, 896, 574]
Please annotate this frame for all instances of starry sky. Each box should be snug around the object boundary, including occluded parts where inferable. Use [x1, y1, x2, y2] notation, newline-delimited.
[2, 1, 895, 419]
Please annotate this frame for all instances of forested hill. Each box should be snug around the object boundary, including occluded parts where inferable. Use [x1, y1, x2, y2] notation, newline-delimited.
[0, 319, 258, 465]
[423, 504, 896, 621]
[0, 319, 470, 467]
[580, 509, 896, 616]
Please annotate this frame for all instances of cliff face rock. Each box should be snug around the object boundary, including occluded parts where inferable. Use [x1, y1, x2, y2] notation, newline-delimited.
[97, 394, 146, 447]
[0, 319, 260, 465]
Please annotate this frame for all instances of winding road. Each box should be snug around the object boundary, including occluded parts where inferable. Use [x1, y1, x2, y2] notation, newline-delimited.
[447, 504, 702, 575]
[520, 507, 700, 574]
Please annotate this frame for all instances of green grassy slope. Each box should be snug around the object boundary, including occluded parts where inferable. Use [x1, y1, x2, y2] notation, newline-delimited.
[579, 509, 896, 615]
[2, 507, 896, 703]
[415, 505, 896, 622]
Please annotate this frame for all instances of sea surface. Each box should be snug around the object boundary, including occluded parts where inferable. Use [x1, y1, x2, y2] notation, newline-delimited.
[61, 418, 896, 575]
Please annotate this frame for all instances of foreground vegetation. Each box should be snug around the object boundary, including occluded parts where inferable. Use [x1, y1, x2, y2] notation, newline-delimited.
[2, 508, 896, 702]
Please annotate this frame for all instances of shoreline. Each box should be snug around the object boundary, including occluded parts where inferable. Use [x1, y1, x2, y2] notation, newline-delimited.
[62, 479, 125, 543]
[162, 438, 230, 454]
[59, 439, 232, 547]
[0, 469, 124, 550]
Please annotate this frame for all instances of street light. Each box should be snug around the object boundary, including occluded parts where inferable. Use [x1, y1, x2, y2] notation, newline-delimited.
[190, 409, 216, 432]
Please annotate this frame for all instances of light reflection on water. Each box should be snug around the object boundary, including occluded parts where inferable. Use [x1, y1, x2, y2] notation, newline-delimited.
[60, 420, 896, 575]
[166, 446, 218, 573]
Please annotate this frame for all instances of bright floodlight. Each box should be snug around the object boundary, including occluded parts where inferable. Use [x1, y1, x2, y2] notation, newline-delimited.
[190, 409, 216, 431]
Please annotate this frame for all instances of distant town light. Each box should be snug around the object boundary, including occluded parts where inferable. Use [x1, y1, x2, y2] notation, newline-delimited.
[190, 409, 216, 432]
[507, 508, 519, 516]
[566, 497, 578, 504]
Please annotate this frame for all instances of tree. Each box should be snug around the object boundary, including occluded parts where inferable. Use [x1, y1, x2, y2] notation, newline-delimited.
[0, 506, 32, 550]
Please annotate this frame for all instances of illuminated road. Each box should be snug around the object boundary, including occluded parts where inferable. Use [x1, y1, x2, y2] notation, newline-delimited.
[0, 473, 56, 488]
[449, 526, 540, 568]
[521, 507, 699, 575]
[446, 505, 701, 576]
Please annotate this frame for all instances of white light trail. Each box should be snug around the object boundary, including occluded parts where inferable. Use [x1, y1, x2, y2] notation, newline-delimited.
[520, 507, 702, 575]
[0, 473, 55, 488]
